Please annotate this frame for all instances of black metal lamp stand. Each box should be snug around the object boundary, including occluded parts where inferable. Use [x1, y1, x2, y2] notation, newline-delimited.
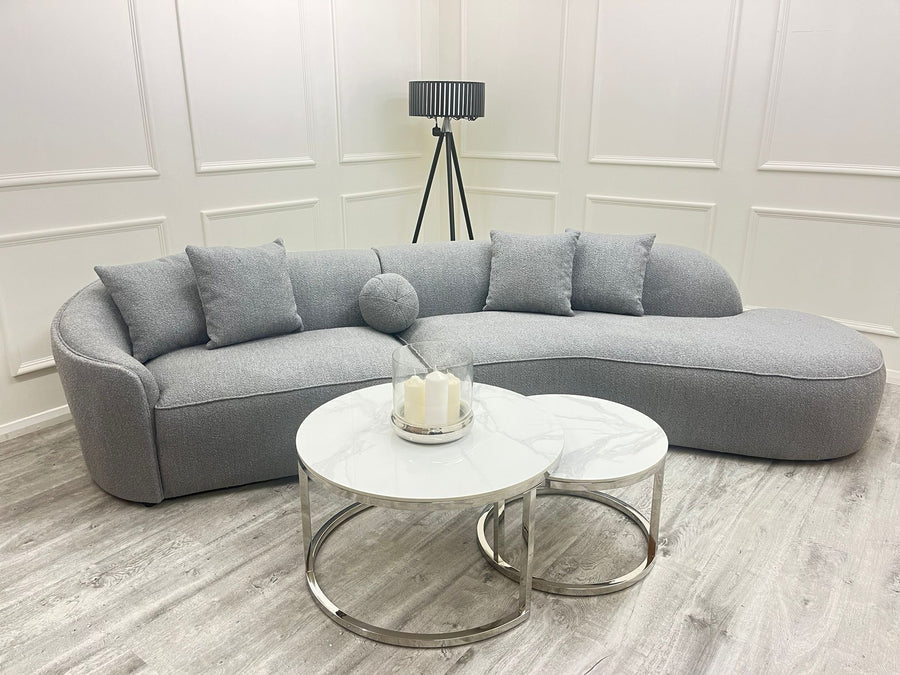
[411, 116, 474, 243]
[408, 80, 485, 244]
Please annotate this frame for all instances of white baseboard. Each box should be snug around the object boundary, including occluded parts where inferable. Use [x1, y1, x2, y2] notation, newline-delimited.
[0, 405, 71, 444]
[887, 369, 900, 386]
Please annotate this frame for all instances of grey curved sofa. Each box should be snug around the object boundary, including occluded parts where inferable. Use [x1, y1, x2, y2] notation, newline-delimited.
[51, 240, 885, 504]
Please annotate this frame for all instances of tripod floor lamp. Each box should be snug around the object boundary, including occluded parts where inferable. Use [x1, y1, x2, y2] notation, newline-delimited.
[409, 80, 485, 243]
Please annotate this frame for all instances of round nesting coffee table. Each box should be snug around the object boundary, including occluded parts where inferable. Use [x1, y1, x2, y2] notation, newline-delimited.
[295, 383, 563, 648]
[476, 394, 668, 596]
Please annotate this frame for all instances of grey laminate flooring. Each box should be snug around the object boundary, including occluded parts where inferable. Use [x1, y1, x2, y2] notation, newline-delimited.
[2, 385, 898, 674]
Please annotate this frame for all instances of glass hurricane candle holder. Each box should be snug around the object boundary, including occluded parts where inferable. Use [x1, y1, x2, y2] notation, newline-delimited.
[391, 341, 474, 444]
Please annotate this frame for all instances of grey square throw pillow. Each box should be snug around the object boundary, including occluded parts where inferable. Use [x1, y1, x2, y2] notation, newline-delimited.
[568, 230, 656, 316]
[95, 253, 208, 363]
[185, 239, 303, 348]
[484, 230, 580, 316]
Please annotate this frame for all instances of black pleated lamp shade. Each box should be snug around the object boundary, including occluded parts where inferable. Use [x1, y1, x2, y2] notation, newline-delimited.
[409, 80, 485, 120]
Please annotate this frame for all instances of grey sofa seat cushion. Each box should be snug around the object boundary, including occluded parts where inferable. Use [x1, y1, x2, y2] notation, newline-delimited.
[374, 240, 492, 317]
[149, 326, 398, 408]
[400, 309, 885, 460]
[146, 326, 399, 497]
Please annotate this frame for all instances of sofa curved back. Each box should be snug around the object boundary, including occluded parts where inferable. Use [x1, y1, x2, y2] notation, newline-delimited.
[285, 248, 381, 331]
[642, 244, 743, 317]
[375, 240, 743, 319]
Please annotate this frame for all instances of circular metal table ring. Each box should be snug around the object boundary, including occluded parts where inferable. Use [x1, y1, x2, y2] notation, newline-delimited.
[476, 487, 656, 596]
[474, 394, 668, 597]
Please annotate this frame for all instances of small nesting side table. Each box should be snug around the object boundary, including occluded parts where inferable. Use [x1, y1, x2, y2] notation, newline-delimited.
[476, 394, 668, 595]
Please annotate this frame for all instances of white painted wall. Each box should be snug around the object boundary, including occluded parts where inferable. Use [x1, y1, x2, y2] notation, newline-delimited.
[1, 0, 898, 438]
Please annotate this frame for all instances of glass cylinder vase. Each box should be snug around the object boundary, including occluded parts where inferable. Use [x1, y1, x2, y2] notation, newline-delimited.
[391, 341, 474, 444]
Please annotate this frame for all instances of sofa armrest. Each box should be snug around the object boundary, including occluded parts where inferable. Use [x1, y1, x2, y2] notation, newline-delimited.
[642, 244, 744, 317]
[51, 281, 164, 503]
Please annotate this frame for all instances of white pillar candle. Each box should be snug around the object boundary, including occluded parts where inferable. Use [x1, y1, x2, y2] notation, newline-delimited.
[446, 372, 461, 423]
[404, 375, 426, 426]
[424, 370, 449, 427]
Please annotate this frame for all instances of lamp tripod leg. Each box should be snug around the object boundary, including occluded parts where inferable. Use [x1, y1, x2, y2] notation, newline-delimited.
[412, 133, 445, 244]
[447, 132, 474, 241]
[445, 128, 455, 241]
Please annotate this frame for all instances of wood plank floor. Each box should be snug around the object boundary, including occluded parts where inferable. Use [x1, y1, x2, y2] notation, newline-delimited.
[1, 384, 898, 674]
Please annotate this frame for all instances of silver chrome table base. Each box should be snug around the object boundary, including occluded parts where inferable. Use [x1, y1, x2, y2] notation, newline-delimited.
[299, 462, 538, 648]
[476, 462, 665, 596]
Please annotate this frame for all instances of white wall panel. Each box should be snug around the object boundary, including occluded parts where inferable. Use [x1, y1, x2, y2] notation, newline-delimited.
[0, 0, 156, 187]
[589, 0, 740, 168]
[201, 200, 319, 250]
[333, 0, 423, 162]
[0, 218, 167, 377]
[584, 196, 715, 252]
[759, 0, 900, 175]
[460, 0, 566, 161]
[466, 188, 558, 238]
[741, 208, 900, 336]
[176, 0, 314, 172]
[341, 188, 422, 248]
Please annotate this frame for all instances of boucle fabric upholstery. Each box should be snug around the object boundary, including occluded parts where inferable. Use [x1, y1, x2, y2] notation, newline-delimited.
[374, 240, 492, 317]
[483, 230, 580, 316]
[358, 273, 419, 333]
[400, 308, 885, 460]
[286, 248, 381, 331]
[51, 242, 885, 502]
[568, 231, 655, 316]
[94, 253, 207, 363]
[147, 327, 397, 497]
[51, 282, 164, 503]
[186, 240, 302, 348]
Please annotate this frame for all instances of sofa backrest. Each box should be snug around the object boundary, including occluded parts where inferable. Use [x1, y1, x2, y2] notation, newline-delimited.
[374, 240, 493, 318]
[286, 248, 382, 330]
[642, 244, 743, 317]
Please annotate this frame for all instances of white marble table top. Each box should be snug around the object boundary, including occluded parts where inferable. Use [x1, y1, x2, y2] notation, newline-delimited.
[529, 395, 668, 483]
[296, 383, 563, 507]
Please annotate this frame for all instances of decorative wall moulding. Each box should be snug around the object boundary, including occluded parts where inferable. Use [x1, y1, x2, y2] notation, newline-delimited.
[332, 0, 423, 164]
[588, 0, 742, 169]
[458, 0, 567, 162]
[338, 152, 424, 165]
[466, 187, 560, 233]
[583, 195, 717, 253]
[176, 0, 316, 174]
[0, 165, 160, 189]
[587, 156, 719, 169]
[757, 0, 900, 177]
[757, 160, 900, 178]
[196, 157, 317, 174]
[741, 207, 900, 338]
[340, 186, 422, 247]
[200, 199, 320, 248]
[0, 216, 168, 378]
[0, 0, 157, 188]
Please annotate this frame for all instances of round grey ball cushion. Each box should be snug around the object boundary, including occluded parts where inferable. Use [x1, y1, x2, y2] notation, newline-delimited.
[359, 273, 419, 333]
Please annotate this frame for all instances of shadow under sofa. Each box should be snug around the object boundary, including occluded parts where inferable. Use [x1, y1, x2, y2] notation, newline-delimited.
[51, 240, 886, 504]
